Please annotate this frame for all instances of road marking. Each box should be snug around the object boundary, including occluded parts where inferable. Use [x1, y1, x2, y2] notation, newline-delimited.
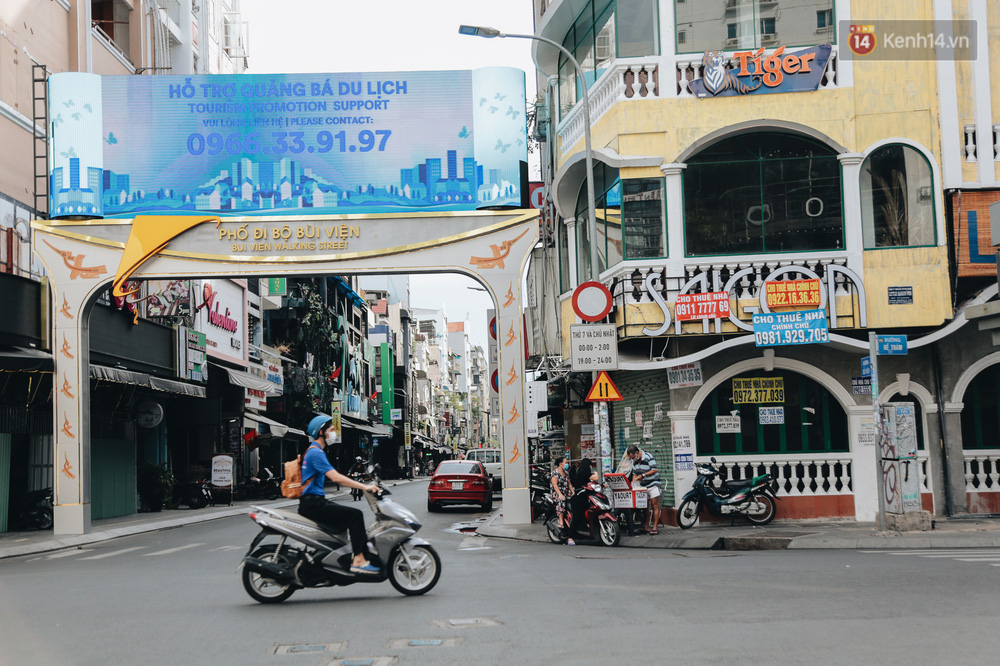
[457, 536, 491, 551]
[142, 543, 204, 556]
[954, 557, 1000, 562]
[79, 547, 146, 560]
[208, 545, 243, 552]
[46, 549, 93, 559]
[861, 549, 1000, 567]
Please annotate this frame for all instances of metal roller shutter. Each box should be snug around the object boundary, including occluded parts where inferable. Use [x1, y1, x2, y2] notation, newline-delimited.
[610, 369, 673, 504]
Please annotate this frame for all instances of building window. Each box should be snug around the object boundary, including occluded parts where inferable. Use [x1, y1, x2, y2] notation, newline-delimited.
[558, 0, 660, 119]
[696, 371, 849, 457]
[622, 178, 666, 259]
[683, 132, 843, 257]
[574, 162, 621, 278]
[91, 0, 132, 60]
[675, 0, 836, 53]
[961, 364, 1000, 449]
[678, 30, 687, 44]
[860, 144, 936, 248]
[817, 9, 834, 29]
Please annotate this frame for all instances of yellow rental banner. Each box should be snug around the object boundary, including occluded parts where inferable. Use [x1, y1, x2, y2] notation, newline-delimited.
[732, 377, 785, 404]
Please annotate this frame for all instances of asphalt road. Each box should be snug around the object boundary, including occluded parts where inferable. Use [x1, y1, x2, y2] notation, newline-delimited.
[1, 481, 998, 665]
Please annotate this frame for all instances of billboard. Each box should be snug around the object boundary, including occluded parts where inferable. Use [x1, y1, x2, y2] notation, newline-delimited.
[48, 68, 527, 218]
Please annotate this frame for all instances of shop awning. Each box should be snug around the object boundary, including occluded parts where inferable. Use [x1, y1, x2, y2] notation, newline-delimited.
[221, 366, 281, 395]
[342, 415, 391, 436]
[243, 412, 306, 438]
[149, 376, 206, 398]
[413, 436, 438, 448]
[0, 346, 53, 372]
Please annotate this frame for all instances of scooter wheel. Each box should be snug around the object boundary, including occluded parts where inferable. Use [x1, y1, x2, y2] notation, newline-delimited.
[744, 494, 777, 525]
[677, 498, 700, 529]
[388, 544, 441, 596]
[597, 518, 620, 547]
[546, 518, 566, 544]
[242, 545, 297, 604]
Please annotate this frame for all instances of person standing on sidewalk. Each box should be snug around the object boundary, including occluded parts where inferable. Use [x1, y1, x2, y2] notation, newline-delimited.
[299, 414, 380, 575]
[627, 445, 662, 535]
[550, 456, 575, 546]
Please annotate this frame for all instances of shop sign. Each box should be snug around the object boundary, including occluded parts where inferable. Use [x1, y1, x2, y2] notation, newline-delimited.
[667, 362, 704, 389]
[329, 401, 342, 441]
[753, 309, 829, 347]
[177, 327, 207, 382]
[674, 292, 731, 321]
[260, 348, 284, 390]
[211, 454, 234, 488]
[638, 263, 865, 338]
[690, 44, 833, 98]
[673, 434, 693, 450]
[195, 279, 247, 366]
[245, 387, 267, 410]
[852, 377, 872, 394]
[404, 422, 411, 450]
[764, 279, 821, 309]
[267, 278, 287, 296]
[758, 406, 785, 425]
[390, 408, 402, 421]
[674, 453, 694, 471]
[732, 377, 784, 404]
[145, 279, 192, 317]
[48, 69, 526, 219]
[716, 415, 741, 433]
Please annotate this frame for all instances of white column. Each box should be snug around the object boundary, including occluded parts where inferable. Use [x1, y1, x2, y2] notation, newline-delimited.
[565, 216, 580, 288]
[838, 152, 865, 276]
[934, 0, 963, 188]
[971, 0, 996, 185]
[660, 163, 687, 275]
[667, 409, 698, 509]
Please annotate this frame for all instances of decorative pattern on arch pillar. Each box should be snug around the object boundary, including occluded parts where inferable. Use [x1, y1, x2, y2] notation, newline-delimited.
[33, 211, 538, 534]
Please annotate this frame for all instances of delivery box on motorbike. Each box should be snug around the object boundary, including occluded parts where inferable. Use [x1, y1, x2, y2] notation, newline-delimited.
[603, 472, 648, 509]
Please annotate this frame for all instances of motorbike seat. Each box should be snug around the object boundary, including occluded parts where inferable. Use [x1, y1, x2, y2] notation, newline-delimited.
[723, 478, 754, 490]
[269, 508, 350, 536]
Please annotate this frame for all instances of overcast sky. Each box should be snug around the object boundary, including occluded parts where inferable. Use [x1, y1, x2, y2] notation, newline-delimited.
[239, 0, 537, 352]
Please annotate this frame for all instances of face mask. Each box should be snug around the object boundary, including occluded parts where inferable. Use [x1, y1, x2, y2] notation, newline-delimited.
[325, 431, 337, 445]
[563, 463, 569, 471]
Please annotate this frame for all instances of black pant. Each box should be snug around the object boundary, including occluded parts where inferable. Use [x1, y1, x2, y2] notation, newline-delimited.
[569, 490, 589, 537]
[299, 495, 370, 559]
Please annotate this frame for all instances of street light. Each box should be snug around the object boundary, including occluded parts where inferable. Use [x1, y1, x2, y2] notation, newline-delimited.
[458, 24, 600, 283]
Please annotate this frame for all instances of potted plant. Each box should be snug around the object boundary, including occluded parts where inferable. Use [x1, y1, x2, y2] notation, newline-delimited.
[138, 463, 174, 512]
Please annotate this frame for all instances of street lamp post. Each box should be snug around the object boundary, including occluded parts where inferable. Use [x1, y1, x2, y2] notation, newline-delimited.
[458, 25, 600, 283]
[460, 24, 608, 481]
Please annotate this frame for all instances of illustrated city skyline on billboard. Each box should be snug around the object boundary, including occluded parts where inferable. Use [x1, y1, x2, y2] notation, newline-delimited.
[47, 68, 528, 219]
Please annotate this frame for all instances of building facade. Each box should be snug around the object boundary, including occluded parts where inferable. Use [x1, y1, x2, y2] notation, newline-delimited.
[530, 0, 1000, 522]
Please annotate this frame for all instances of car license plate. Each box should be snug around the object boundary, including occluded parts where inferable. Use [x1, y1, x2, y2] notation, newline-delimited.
[451, 482, 463, 490]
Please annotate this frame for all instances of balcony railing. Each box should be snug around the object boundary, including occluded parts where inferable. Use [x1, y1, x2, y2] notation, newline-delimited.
[699, 453, 855, 497]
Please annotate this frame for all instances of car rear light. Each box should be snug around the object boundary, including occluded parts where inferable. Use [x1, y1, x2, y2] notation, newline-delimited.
[430, 479, 448, 489]
[248, 513, 257, 521]
[467, 479, 485, 488]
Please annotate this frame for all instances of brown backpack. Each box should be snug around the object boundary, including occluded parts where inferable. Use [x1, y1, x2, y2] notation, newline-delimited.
[280, 451, 317, 499]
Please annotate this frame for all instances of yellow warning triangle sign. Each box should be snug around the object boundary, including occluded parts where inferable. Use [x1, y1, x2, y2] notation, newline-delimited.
[585, 371, 624, 402]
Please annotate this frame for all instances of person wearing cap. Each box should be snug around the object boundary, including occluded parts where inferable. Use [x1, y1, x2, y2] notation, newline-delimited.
[301, 414, 380, 575]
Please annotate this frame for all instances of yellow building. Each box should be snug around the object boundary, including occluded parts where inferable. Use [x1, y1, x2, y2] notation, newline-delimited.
[528, 0, 1000, 523]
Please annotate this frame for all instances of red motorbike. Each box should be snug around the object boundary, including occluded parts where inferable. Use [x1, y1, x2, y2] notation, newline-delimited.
[544, 482, 621, 547]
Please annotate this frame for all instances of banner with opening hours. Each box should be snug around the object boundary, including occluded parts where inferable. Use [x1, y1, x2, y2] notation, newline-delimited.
[47, 68, 527, 218]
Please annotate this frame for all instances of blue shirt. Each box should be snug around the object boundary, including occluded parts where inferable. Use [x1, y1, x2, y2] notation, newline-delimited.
[301, 444, 333, 496]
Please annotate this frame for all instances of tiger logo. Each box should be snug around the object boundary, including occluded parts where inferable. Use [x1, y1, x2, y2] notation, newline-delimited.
[701, 51, 762, 96]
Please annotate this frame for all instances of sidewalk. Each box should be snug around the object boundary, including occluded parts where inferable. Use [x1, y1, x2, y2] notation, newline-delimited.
[0, 480, 418, 560]
[476, 511, 1000, 550]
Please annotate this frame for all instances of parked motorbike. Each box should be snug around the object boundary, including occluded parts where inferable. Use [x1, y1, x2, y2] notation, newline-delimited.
[676, 457, 779, 529]
[245, 468, 280, 501]
[11, 488, 53, 530]
[529, 464, 551, 521]
[174, 479, 213, 509]
[543, 482, 621, 547]
[239, 471, 441, 604]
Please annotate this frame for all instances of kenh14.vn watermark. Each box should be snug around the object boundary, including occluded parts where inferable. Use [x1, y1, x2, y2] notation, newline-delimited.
[839, 20, 977, 60]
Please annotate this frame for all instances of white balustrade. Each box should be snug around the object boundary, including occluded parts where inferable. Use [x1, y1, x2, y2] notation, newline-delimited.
[964, 450, 1000, 492]
[697, 454, 854, 497]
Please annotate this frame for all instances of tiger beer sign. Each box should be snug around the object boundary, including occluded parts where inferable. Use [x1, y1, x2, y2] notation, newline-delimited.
[690, 44, 833, 98]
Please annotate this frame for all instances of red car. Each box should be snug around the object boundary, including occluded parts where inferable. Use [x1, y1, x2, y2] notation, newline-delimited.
[427, 460, 494, 512]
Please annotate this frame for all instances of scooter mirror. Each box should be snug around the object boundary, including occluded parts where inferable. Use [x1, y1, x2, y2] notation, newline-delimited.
[711, 456, 717, 463]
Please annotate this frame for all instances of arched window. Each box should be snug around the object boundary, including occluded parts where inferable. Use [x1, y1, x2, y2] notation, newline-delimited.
[574, 163, 621, 279]
[695, 370, 848, 456]
[684, 132, 843, 256]
[861, 144, 936, 248]
[961, 364, 1000, 449]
